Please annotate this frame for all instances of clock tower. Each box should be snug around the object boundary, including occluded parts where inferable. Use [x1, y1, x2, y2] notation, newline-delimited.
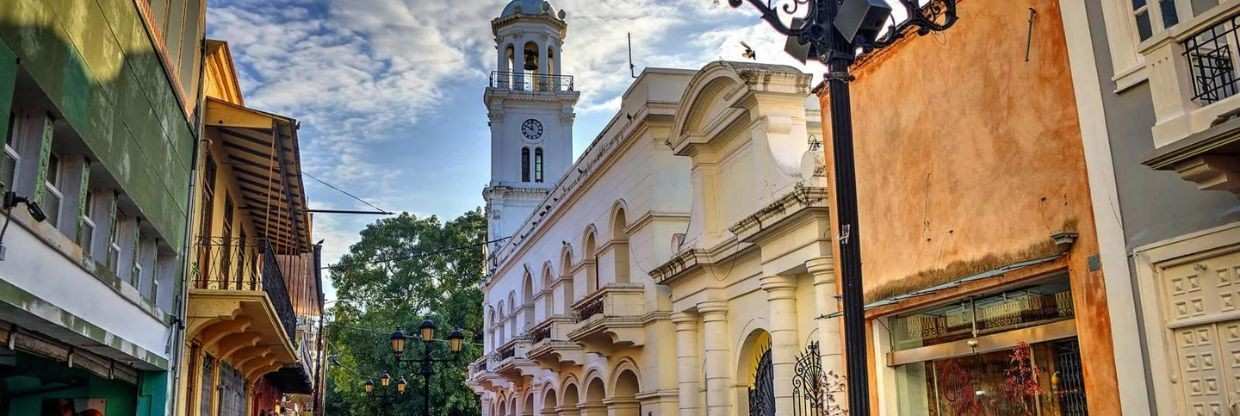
[483, 0, 579, 242]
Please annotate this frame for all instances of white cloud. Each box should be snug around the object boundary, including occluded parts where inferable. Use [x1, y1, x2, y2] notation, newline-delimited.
[210, 0, 837, 299]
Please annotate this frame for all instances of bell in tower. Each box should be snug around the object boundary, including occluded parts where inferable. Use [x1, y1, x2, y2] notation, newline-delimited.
[523, 43, 540, 71]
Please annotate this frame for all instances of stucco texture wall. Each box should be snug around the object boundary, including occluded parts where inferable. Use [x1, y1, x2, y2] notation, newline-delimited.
[0, 0, 196, 249]
[818, 0, 1120, 413]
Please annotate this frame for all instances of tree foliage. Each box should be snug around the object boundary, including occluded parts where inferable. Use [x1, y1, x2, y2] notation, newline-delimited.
[325, 210, 486, 415]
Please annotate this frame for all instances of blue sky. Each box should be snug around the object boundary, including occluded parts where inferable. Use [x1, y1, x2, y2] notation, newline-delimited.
[205, 0, 827, 299]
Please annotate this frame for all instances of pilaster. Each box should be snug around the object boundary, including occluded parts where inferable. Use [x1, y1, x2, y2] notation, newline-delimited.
[672, 312, 701, 416]
[806, 256, 844, 405]
[759, 275, 799, 413]
[698, 301, 731, 416]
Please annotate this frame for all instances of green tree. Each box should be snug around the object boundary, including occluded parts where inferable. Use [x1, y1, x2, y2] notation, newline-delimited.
[325, 209, 486, 415]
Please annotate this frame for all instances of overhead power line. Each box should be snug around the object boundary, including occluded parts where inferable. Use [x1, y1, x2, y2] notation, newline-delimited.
[303, 172, 393, 215]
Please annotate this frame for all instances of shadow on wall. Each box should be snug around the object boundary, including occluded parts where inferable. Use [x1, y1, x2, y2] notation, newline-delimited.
[0, 6, 197, 256]
[0, 6, 195, 416]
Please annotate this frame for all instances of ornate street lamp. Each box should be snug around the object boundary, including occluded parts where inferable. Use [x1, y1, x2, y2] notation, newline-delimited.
[726, 1, 958, 415]
[372, 319, 466, 416]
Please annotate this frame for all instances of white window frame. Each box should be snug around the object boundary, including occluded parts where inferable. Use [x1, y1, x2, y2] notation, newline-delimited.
[1102, 0, 1195, 91]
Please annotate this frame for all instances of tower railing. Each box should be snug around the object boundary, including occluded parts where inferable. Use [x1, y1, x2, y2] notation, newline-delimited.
[490, 71, 574, 93]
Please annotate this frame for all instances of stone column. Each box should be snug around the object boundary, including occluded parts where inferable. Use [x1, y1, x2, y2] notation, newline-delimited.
[482, 397, 494, 416]
[760, 275, 799, 413]
[537, 40, 550, 91]
[699, 301, 731, 416]
[513, 38, 526, 91]
[672, 312, 701, 416]
[806, 257, 844, 403]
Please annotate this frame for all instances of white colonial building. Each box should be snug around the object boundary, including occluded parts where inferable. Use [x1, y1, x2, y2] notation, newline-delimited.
[468, 3, 840, 416]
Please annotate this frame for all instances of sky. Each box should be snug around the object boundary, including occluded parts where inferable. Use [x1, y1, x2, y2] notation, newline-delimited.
[205, 0, 828, 299]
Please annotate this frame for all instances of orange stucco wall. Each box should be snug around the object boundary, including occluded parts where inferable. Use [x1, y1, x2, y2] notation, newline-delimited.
[817, 0, 1119, 414]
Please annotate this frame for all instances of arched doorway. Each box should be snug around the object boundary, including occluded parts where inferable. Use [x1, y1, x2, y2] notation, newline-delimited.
[740, 330, 774, 416]
[524, 392, 535, 416]
[612, 369, 641, 416]
[583, 377, 606, 416]
[541, 387, 558, 416]
[562, 383, 580, 415]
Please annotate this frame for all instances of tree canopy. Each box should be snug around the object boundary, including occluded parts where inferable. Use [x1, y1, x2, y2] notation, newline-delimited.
[325, 209, 486, 415]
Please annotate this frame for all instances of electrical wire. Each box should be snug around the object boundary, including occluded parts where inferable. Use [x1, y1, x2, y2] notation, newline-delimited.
[303, 171, 390, 214]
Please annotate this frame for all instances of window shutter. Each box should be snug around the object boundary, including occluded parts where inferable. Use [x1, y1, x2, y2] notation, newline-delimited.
[131, 218, 143, 286]
[31, 115, 53, 202]
[76, 160, 91, 241]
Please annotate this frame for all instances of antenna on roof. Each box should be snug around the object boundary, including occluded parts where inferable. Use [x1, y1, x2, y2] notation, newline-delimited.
[628, 32, 638, 79]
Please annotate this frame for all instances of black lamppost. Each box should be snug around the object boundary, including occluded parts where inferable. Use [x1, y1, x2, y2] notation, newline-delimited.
[725, 1, 958, 415]
[363, 372, 407, 415]
[370, 320, 464, 416]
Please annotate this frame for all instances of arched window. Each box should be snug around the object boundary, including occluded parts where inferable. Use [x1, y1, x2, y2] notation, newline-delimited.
[521, 147, 531, 182]
[534, 148, 544, 183]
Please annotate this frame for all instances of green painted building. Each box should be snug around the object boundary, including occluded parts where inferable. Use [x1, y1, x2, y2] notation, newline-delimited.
[0, 0, 205, 414]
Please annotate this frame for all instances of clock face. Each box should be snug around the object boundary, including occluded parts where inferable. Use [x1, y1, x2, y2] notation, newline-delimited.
[521, 119, 544, 140]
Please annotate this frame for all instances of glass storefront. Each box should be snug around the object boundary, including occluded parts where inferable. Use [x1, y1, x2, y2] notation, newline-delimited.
[889, 279, 1088, 416]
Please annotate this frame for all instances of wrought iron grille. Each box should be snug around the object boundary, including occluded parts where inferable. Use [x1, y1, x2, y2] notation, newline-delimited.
[575, 295, 605, 322]
[190, 238, 298, 341]
[793, 341, 825, 416]
[530, 321, 552, 344]
[489, 71, 574, 92]
[497, 343, 516, 361]
[1054, 340, 1088, 415]
[1184, 14, 1240, 104]
[749, 346, 775, 416]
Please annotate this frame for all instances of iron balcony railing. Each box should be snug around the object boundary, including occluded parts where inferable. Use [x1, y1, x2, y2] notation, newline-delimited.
[497, 342, 516, 361]
[530, 320, 553, 344]
[489, 71, 574, 93]
[573, 293, 605, 323]
[191, 237, 299, 342]
[1185, 14, 1240, 104]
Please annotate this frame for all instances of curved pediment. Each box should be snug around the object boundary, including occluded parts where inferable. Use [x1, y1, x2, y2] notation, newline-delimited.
[670, 61, 812, 155]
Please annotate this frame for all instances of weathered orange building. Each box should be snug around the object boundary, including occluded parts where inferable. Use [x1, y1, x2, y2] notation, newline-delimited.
[817, 0, 1121, 414]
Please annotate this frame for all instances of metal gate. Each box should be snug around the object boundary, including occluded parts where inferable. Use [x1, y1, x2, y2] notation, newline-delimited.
[1054, 340, 1088, 415]
[199, 355, 215, 416]
[749, 346, 775, 416]
[793, 341, 824, 416]
[217, 362, 247, 416]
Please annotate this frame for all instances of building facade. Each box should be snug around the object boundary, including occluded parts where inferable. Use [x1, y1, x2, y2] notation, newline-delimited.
[1063, 0, 1240, 414]
[468, 4, 833, 416]
[174, 40, 326, 416]
[816, 0, 1125, 414]
[0, 1, 205, 414]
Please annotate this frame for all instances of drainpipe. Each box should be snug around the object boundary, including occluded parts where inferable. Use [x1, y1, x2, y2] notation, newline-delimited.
[168, 36, 208, 416]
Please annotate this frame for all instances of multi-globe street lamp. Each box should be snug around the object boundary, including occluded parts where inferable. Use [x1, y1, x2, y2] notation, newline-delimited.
[365, 319, 464, 416]
[725, 1, 958, 415]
